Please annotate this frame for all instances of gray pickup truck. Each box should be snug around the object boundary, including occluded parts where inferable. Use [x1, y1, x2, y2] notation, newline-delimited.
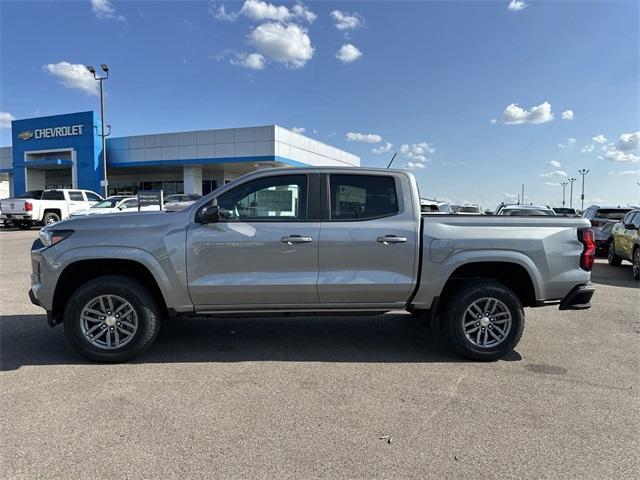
[29, 167, 596, 362]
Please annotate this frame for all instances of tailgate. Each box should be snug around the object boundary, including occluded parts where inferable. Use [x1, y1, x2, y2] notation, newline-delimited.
[0, 199, 28, 214]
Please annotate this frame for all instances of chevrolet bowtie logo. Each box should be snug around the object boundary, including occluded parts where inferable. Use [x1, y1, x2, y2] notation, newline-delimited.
[18, 130, 34, 140]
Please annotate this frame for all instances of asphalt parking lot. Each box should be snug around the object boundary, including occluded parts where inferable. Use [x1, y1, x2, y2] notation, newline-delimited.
[1, 228, 638, 479]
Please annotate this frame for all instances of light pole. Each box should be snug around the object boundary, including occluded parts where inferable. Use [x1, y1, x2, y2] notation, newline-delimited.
[578, 169, 590, 211]
[568, 177, 576, 209]
[560, 181, 568, 207]
[86, 64, 110, 198]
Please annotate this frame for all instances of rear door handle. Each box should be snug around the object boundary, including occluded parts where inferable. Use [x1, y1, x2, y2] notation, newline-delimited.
[377, 235, 408, 244]
[281, 235, 313, 245]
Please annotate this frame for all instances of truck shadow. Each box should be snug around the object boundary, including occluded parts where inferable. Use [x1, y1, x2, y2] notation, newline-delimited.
[0, 313, 522, 371]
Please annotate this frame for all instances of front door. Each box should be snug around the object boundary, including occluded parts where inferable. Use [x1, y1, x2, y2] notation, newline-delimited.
[186, 173, 320, 308]
[317, 173, 419, 305]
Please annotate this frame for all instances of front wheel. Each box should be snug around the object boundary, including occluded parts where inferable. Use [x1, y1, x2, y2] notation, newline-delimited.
[607, 239, 622, 266]
[440, 281, 525, 361]
[633, 249, 640, 281]
[64, 275, 162, 362]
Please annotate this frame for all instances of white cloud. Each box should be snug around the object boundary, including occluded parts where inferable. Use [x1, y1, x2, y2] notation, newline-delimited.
[292, 3, 316, 23]
[558, 137, 576, 149]
[400, 142, 435, 163]
[592, 134, 608, 144]
[561, 110, 574, 120]
[542, 182, 561, 186]
[336, 44, 362, 63]
[91, 0, 125, 21]
[405, 162, 425, 170]
[330, 10, 363, 30]
[598, 131, 640, 163]
[501, 101, 554, 124]
[346, 132, 382, 143]
[212, 4, 239, 21]
[214, 1, 316, 23]
[372, 142, 393, 154]
[0, 112, 15, 128]
[540, 170, 568, 177]
[230, 52, 266, 70]
[581, 144, 595, 153]
[291, 126, 305, 133]
[43, 62, 98, 95]
[489, 118, 498, 124]
[507, 1, 528, 12]
[608, 170, 640, 176]
[241, 0, 293, 22]
[549, 160, 562, 168]
[248, 22, 314, 69]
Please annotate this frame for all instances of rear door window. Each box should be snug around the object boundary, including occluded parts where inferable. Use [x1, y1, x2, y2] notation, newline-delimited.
[68, 191, 85, 201]
[42, 190, 65, 200]
[85, 192, 101, 201]
[329, 174, 398, 220]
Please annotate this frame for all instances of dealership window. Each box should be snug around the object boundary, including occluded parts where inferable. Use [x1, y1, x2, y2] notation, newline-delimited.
[217, 175, 307, 221]
[329, 174, 398, 220]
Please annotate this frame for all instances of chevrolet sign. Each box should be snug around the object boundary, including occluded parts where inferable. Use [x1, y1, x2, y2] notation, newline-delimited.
[19, 124, 84, 140]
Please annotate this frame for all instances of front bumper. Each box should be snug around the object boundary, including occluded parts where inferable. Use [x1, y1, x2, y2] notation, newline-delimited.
[559, 283, 595, 310]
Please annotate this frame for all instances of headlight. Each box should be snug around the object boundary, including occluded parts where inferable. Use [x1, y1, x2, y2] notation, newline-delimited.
[39, 229, 74, 248]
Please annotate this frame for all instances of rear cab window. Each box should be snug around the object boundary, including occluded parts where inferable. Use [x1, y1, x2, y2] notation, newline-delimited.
[329, 174, 398, 220]
[596, 208, 633, 221]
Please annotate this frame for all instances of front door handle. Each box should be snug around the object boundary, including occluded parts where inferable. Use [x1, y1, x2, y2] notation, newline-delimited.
[377, 235, 408, 244]
[281, 235, 313, 245]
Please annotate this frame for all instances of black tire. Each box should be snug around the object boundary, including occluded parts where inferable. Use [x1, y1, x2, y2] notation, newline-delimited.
[63, 275, 162, 362]
[607, 239, 622, 266]
[633, 248, 640, 281]
[42, 212, 60, 225]
[440, 280, 525, 361]
[17, 222, 31, 230]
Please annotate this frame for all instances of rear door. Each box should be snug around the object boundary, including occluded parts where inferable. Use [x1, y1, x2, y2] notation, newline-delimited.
[186, 173, 321, 308]
[67, 190, 87, 215]
[317, 173, 419, 305]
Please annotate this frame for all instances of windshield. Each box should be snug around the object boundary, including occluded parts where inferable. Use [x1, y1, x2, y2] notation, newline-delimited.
[92, 198, 124, 208]
[458, 206, 479, 213]
[596, 208, 632, 220]
[16, 190, 43, 199]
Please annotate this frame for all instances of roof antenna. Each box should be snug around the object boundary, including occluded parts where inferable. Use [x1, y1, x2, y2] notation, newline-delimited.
[386, 152, 398, 169]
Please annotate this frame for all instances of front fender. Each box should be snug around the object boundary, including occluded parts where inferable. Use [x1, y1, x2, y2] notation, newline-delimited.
[38, 246, 192, 312]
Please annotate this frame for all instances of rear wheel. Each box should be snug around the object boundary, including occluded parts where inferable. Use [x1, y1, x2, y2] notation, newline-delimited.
[42, 212, 60, 225]
[440, 281, 524, 361]
[607, 239, 622, 266]
[64, 275, 162, 362]
[633, 248, 640, 281]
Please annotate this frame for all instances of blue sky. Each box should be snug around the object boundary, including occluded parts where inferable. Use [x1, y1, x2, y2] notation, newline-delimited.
[1, 0, 638, 208]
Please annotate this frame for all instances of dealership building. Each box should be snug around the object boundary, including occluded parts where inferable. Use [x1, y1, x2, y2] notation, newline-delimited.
[0, 111, 360, 198]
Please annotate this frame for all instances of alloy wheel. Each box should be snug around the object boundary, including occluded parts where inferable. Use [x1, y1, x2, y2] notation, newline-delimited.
[462, 297, 512, 348]
[80, 295, 138, 350]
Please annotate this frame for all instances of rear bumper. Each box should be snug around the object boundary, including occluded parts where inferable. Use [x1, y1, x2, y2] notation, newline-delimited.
[559, 283, 595, 310]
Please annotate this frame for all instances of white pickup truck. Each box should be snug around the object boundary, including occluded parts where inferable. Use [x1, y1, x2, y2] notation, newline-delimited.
[0, 189, 102, 228]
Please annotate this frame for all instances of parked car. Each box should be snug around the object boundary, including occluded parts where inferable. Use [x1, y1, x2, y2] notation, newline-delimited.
[420, 198, 452, 213]
[582, 205, 637, 252]
[164, 194, 202, 212]
[456, 204, 482, 215]
[70, 196, 160, 217]
[29, 167, 595, 363]
[608, 209, 640, 280]
[497, 204, 556, 216]
[0, 189, 102, 228]
[553, 207, 579, 217]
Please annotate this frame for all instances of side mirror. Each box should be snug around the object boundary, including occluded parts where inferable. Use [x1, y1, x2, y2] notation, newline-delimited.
[197, 205, 220, 224]
[624, 222, 636, 230]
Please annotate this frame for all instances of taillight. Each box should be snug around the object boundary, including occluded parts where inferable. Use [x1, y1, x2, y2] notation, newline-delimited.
[24, 202, 33, 211]
[578, 228, 595, 271]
